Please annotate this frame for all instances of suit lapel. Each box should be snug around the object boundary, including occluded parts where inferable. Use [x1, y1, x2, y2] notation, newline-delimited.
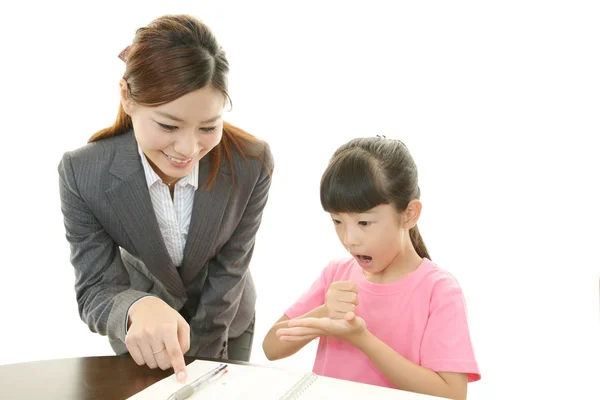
[180, 156, 233, 284]
[105, 132, 186, 297]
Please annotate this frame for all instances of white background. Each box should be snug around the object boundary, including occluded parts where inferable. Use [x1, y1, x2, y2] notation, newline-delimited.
[1, 1, 599, 399]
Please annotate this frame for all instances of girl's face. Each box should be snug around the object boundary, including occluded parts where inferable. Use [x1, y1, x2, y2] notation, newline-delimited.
[121, 81, 226, 182]
[330, 202, 421, 279]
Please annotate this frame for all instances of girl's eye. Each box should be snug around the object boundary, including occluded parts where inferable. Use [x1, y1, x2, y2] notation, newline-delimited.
[200, 126, 217, 133]
[358, 221, 371, 226]
[158, 122, 178, 132]
[332, 219, 341, 225]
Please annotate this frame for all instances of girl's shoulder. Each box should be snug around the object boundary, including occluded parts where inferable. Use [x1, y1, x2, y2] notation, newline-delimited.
[419, 259, 468, 301]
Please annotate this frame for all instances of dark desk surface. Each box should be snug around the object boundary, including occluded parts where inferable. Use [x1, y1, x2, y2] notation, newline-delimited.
[0, 355, 247, 400]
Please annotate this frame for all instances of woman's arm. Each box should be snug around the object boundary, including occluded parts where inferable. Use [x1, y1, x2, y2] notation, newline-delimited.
[58, 152, 149, 342]
[262, 305, 327, 361]
[187, 144, 274, 356]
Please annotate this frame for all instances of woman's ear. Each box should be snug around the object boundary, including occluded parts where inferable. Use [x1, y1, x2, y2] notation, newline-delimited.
[403, 199, 422, 229]
[119, 79, 133, 115]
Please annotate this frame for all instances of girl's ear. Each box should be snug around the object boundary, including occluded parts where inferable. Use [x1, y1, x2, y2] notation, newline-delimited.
[402, 199, 422, 229]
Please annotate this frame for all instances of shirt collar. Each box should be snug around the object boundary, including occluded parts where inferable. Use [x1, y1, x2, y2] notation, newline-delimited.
[137, 146, 199, 190]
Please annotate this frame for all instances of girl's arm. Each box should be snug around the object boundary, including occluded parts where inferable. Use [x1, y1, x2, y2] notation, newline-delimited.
[262, 305, 327, 361]
[278, 274, 478, 399]
[351, 331, 467, 400]
[280, 318, 468, 399]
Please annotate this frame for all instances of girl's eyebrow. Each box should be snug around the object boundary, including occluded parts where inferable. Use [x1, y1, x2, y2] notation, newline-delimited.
[355, 210, 378, 216]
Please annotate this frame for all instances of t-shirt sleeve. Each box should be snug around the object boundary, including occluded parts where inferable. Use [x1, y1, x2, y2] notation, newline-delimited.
[285, 263, 332, 319]
[420, 275, 481, 382]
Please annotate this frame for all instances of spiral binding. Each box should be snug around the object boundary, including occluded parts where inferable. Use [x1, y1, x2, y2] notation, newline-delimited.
[279, 372, 319, 400]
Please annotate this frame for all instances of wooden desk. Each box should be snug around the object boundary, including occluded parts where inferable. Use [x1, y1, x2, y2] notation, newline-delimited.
[0, 355, 246, 400]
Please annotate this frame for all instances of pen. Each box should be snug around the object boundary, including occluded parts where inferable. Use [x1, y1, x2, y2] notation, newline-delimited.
[166, 363, 228, 400]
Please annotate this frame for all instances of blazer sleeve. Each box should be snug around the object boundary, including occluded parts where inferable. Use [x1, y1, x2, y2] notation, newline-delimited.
[188, 144, 274, 356]
[58, 152, 150, 344]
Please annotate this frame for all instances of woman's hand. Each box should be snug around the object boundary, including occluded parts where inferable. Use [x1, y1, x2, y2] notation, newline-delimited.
[125, 297, 190, 382]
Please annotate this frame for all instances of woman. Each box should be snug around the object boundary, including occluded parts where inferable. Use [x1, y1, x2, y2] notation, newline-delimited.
[57, 14, 273, 383]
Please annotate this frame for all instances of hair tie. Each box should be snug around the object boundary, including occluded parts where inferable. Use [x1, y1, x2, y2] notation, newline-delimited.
[118, 46, 131, 62]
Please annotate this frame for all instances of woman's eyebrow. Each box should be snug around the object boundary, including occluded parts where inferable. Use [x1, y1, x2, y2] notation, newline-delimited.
[155, 110, 222, 124]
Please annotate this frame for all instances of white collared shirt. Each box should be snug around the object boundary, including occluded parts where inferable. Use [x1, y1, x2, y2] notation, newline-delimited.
[137, 146, 199, 267]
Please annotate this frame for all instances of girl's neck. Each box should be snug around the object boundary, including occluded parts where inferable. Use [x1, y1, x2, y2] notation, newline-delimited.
[365, 245, 423, 284]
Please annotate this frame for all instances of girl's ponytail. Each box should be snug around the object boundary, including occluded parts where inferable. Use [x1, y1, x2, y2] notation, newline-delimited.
[409, 225, 430, 260]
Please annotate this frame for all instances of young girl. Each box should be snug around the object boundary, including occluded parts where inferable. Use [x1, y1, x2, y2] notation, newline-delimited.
[262, 137, 479, 399]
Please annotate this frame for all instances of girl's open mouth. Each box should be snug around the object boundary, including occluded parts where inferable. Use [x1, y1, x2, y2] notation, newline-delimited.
[355, 254, 372, 264]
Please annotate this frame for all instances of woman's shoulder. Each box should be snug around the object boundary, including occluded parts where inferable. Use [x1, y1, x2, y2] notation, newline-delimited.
[223, 139, 274, 191]
[231, 136, 273, 167]
[62, 132, 129, 164]
[233, 139, 273, 166]
[223, 122, 273, 167]
[58, 132, 132, 177]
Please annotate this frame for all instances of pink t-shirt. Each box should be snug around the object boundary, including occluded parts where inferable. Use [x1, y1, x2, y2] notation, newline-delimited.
[285, 257, 481, 389]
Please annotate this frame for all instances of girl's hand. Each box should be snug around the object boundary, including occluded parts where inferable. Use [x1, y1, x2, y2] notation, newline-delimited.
[325, 281, 359, 320]
[276, 314, 367, 344]
[125, 297, 190, 383]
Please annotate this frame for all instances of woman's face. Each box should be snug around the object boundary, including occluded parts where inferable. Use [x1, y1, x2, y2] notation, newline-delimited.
[121, 81, 226, 182]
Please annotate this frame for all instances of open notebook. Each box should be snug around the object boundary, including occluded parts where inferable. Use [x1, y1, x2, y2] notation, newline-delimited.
[127, 360, 444, 399]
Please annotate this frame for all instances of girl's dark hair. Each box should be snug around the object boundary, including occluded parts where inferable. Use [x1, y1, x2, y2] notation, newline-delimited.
[89, 14, 268, 188]
[320, 137, 430, 259]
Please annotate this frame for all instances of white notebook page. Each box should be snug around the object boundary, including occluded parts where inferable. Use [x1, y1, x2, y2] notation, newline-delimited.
[127, 360, 311, 399]
[127, 359, 445, 399]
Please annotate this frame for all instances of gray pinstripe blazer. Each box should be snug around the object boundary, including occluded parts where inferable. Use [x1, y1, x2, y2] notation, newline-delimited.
[57, 131, 273, 359]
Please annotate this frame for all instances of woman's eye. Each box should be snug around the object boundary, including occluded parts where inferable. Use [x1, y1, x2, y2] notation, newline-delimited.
[200, 126, 217, 133]
[158, 122, 178, 132]
[358, 221, 371, 226]
[332, 219, 341, 225]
